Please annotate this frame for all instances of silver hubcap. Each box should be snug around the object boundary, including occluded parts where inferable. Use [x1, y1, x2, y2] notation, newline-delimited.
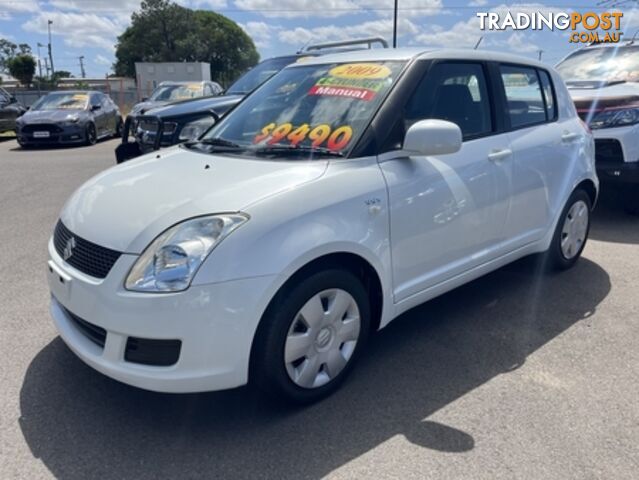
[561, 200, 589, 259]
[284, 289, 361, 389]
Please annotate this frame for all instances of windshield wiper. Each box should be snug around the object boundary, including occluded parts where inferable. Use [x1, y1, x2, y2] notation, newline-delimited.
[252, 145, 344, 158]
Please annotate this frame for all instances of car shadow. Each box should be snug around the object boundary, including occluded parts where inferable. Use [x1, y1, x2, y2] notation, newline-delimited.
[8, 137, 118, 152]
[19, 257, 610, 480]
[590, 187, 639, 244]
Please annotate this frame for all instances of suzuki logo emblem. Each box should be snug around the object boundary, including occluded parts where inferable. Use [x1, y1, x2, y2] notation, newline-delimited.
[62, 237, 76, 260]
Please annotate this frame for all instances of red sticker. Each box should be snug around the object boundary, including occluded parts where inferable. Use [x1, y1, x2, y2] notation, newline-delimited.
[308, 85, 376, 101]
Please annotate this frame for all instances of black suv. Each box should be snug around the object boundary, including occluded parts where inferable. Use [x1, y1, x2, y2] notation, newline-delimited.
[115, 37, 388, 163]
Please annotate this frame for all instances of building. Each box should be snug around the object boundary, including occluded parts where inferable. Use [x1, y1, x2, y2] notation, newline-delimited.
[135, 62, 211, 97]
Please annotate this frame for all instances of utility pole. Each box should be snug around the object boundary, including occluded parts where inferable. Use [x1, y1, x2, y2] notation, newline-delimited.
[79, 56, 86, 78]
[392, 0, 399, 48]
[36, 43, 44, 79]
[44, 58, 50, 78]
[47, 20, 55, 76]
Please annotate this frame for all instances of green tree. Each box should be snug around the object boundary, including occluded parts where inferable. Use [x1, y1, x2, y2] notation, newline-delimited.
[7, 54, 36, 86]
[53, 70, 73, 79]
[0, 39, 31, 72]
[114, 0, 258, 84]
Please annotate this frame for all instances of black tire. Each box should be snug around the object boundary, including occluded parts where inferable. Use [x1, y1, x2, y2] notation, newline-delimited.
[251, 269, 371, 405]
[545, 189, 592, 271]
[85, 122, 97, 146]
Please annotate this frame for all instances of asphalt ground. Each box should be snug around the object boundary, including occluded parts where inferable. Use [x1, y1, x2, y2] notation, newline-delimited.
[0, 136, 637, 479]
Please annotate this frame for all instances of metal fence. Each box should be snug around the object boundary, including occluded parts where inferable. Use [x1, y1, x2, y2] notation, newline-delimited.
[6, 86, 141, 115]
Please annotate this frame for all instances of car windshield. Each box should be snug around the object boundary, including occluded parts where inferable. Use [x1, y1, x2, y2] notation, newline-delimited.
[31, 93, 88, 111]
[556, 46, 639, 82]
[226, 56, 301, 95]
[150, 84, 203, 101]
[201, 61, 405, 158]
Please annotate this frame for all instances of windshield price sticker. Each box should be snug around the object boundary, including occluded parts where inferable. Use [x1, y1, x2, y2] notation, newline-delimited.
[254, 123, 354, 151]
[328, 63, 392, 80]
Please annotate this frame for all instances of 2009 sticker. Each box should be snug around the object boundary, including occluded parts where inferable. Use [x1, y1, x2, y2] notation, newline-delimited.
[328, 63, 392, 80]
[254, 123, 354, 151]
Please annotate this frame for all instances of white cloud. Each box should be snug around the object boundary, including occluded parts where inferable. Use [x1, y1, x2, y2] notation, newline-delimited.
[469, 0, 488, 6]
[94, 54, 112, 66]
[278, 17, 419, 46]
[417, 3, 563, 52]
[2, 0, 39, 13]
[235, 0, 441, 18]
[22, 12, 125, 51]
[240, 21, 279, 48]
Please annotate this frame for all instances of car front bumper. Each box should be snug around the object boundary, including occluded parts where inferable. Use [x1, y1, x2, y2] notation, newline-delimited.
[17, 125, 87, 145]
[593, 125, 639, 183]
[47, 238, 279, 393]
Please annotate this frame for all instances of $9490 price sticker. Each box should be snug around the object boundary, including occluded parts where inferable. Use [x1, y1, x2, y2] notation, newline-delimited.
[254, 123, 354, 151]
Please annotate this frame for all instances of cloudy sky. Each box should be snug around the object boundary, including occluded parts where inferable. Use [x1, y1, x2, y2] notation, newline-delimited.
[0, 0, 637, 78]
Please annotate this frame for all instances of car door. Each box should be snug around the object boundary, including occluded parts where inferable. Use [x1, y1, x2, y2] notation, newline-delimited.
[499, 64, 581, 246]
[102, 96, 116, 133]
[378, 61, 512, 302]
[90, 94, 106, 135]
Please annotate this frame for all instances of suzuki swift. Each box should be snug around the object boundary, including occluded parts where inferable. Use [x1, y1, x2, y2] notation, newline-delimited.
[48, 49, 597, 404]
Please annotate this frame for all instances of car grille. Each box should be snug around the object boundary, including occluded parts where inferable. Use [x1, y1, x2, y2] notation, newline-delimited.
[21, 123, 63, 134]
[595, 139, 624, 165]
[63, 305, 107, 349]
[53, 221, 122, 279]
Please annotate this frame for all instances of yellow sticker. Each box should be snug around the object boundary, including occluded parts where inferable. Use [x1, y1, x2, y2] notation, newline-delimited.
[72, 94, 88, 101]
[295, 56, 314, 64]
[328, 63, 391, 80]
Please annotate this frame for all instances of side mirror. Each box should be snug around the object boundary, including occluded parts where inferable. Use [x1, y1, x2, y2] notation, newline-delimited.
[91, 104, 101, 111]
[403, 119, 462, 156]
[141, 97, 149, 102]
[9, 95, 17, 103]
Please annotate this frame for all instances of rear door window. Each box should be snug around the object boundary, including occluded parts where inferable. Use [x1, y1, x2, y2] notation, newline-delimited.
[500, 65, 547, 129]
[538, 70, 556, 120]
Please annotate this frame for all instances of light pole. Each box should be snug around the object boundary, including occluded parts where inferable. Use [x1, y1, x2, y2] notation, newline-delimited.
[36, 43, 44, 79]
[79, 56, 86, 78]
[392, 0, 398, 48]
[47, 20, 55, 77]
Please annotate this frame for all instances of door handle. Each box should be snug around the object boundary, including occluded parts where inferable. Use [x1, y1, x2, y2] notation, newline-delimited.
[562, 132, 579, 143]
[488, 148, 512, 162]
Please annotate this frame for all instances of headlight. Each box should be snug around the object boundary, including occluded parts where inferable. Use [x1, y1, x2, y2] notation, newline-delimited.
[589, 106, 639, 130]
[61, 115, 80, 126]
[179, 116, 216, 141]
[125, 213, 248, 292]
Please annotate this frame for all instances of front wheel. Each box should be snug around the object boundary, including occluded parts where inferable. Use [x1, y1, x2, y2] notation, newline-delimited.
[252, 269, 371, 404]
[546, 189, 592, 271]
[85, 122, 97, 146]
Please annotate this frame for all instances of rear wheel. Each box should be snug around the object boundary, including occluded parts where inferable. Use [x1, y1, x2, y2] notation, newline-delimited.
[252, 269, 370, 404]
[85, 123, 97, 146]
[545, 189, 591, 271]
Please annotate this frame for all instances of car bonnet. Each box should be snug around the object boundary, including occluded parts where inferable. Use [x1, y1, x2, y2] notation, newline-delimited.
[59, 146, 328, 254]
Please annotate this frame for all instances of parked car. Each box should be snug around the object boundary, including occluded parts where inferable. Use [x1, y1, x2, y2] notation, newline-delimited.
[130, 80, 224, 116]
[0, 86, 26, 134]
[48, 48, 596, 404]
[115, 37, 389, 163]
[556, 41, 639, 213]
[16, 91, 122, 147]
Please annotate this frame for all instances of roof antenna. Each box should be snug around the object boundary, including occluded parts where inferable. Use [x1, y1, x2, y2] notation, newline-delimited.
[474, 36, 483, 50]
[297, 40, 311, 54]
[538, 49, 544, 61]
[628, 30, 639, 45]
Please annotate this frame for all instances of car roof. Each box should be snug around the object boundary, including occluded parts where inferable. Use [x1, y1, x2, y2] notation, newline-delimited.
[288, 47, 550, 70]
[46, 90, 101, 95]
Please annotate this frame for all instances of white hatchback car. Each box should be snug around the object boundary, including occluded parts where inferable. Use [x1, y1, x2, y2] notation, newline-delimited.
[48, 49, 597, 403]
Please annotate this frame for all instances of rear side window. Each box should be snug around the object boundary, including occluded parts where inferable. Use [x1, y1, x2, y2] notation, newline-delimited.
[405, 62, 493, 140]
[500, 65, 547, 129]
[538, 70, 556, 120]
